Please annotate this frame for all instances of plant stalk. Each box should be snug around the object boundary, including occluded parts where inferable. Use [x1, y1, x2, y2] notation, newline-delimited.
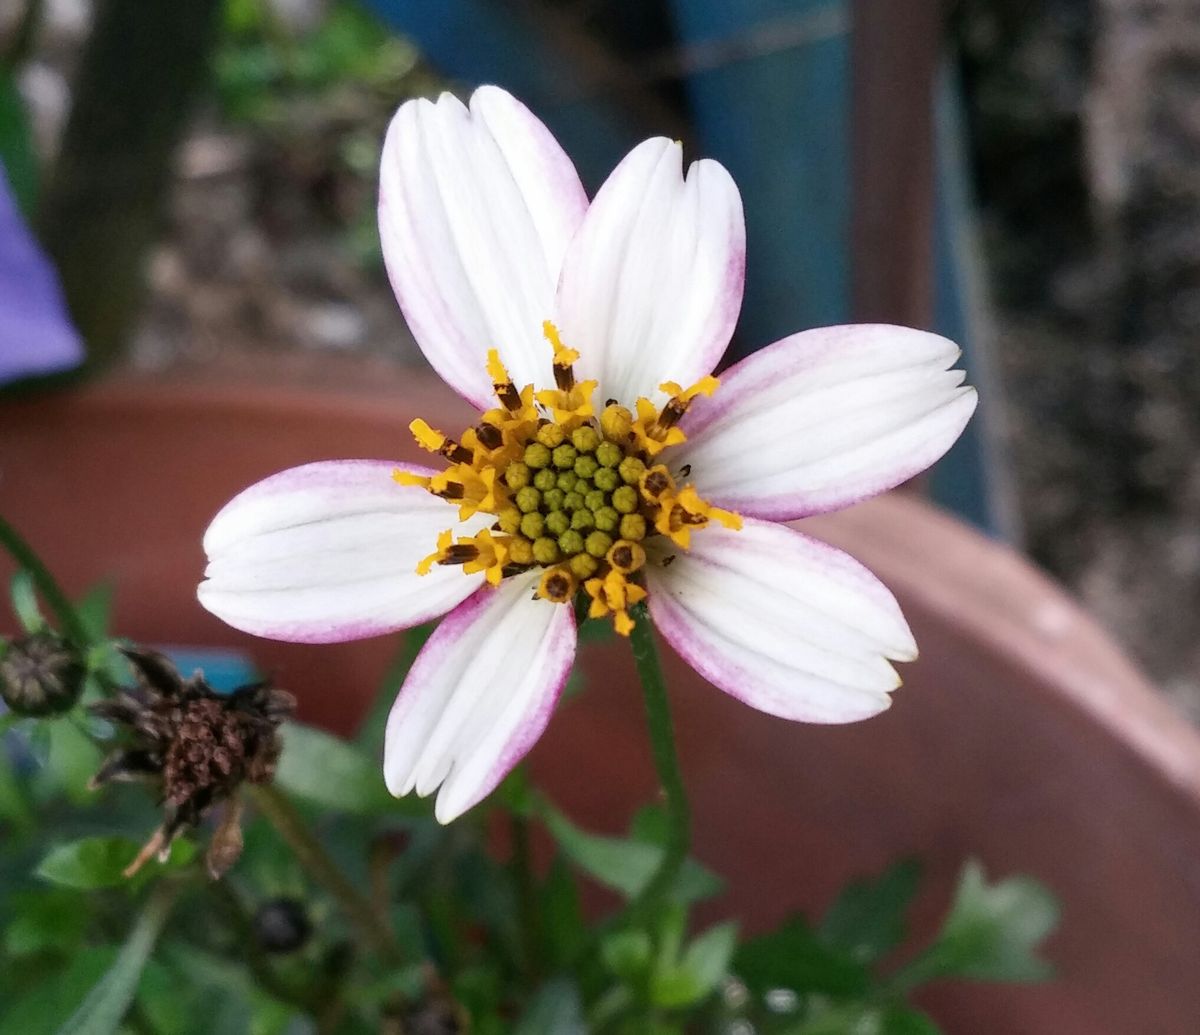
[246, 784, 401, 963]
[0, 514, 93, 648]
[627, 604, 691, 918]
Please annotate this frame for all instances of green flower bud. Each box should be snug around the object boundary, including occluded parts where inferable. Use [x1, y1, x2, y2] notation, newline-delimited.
[556, 470, 578, 492]
[595, 441, 623, 468]
[584, 489, 607, 512]
[612, 485, 639, 514]
[593, 467, 620, 492]
[619, 513, 647, 541]
[585, 531, 613, 558]
[543, 487, 566, 511]
[558, 530, 584, 556]
[533, 467, 558, 492]
[520, 512, 545, 539]
[532, 537, 560, 564]
[574, 455, 599, 480]
[505, 462, 531, 490]
[545, 511, 570, 536]
[0, 632, 85, 717]
[536, 423, 565, 448]
[595, 506, 620, 533]
[551, 444, 577, 470]
[618, 456, 646, 485]
[563, 491, 584, 512]
[571, 508, 595, 532]
[515, 486, 542, 513]
[569, 553, 599, 579]
[524, 442, 552, 469]
[571, 426, 601, 453]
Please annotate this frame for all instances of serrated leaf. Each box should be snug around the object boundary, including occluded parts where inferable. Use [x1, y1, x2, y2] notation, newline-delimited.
[734, 917, 871, 998]
[36, 836, 194, 890]
[275, 721, 420, 816]
[513, 978, 586, 1035]
[651, 921, 738, 1009]
[539, 803, 721, 903]
[820, 859, 921, 964]
[899, 860, 1058, 986]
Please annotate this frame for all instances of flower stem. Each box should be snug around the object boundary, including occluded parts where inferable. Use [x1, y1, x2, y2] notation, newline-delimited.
[246, 784, 401, 963]
[0, 514, 93, 648]
[512, 807, 543, 980]
[627, 604, 691, 918]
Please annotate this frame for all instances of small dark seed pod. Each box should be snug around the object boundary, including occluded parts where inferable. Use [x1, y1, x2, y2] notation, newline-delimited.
[0, 632, 85, 717]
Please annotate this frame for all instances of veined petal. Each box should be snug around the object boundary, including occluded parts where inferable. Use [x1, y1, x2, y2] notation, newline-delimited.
[646, 517, 915, 723]
[556, 137, 745, 407]
[199, 460, 487, 643]
[384, 573, 576, 823]
[675, 324, 977, 520]
[379, 86, 588, 407]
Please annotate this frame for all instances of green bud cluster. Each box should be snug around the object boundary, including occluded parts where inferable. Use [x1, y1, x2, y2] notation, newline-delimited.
[504, 419, 648, 569]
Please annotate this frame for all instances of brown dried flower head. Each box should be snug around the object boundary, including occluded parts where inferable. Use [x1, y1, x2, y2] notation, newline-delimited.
[90, 647, 294, 878]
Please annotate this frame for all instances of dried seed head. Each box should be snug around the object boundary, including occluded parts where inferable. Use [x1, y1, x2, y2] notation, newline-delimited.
[90, 647, 295, 877]
[0, 632, 85, 717]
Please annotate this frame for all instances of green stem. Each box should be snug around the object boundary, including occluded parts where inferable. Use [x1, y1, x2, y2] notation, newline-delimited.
[512, 807, 543, 980]
[0, 514, 92, 647]
[627, 604, 691, 919]
[246, 784, 401, 964]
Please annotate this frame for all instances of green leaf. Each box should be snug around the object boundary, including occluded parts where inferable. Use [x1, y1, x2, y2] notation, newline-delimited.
[540, 856, 586, 968]
[651, 921, 738, 1009]
[74, 583, 115, 643]
[539, 802, 721, 903]
[899, 860, 1058, 986]
[734, 917, 872, 998]
[0, 68, 38, 215]
[881, 1007, 943, 1035]
[55, 883, 178, 1035]
[275, 721, 420, 815]
[36, 835, 195, 890]
[820, 859, 921, 964]
[36, 716, 104, 804]
[10, 569, 44, 631]
[601, 929, 653, 981]
[513, 978, 587, 1035]
[0, 948, 117, 1035]
[5, 888, 91, 955]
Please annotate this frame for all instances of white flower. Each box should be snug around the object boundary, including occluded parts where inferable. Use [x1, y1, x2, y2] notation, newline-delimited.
[198, 86, 977, 823]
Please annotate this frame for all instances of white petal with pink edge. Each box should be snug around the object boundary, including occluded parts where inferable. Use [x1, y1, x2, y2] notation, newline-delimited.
[378, 87, 588, 408]
[383, 573, 576, 823]
[198, 460, 487, 644]
[555, 137, 745, 408]
[646, 517, 916, 723]
[674, 324, 977, 521]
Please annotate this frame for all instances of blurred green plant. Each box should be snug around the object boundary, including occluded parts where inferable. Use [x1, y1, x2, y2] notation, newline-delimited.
[0, 513, 1059, 1033]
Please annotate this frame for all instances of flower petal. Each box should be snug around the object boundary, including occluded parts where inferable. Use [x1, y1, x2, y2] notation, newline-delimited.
[383, 573, 576, 823]
[555, 137, 745, 406]
[198, 460, 486, 643]
[378, 86, 588, 408]
[646, 517, 915, 723]
[675, 324, 977, 520]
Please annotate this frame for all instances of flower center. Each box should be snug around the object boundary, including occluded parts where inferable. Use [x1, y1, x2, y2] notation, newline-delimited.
[395, 322, 741, 635]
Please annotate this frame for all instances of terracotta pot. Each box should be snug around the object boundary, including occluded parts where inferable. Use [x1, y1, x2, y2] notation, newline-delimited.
[3, 356, 1198, 1034]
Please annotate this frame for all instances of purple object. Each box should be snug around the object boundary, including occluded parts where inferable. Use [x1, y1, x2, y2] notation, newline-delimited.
[0, 163, 84, 385]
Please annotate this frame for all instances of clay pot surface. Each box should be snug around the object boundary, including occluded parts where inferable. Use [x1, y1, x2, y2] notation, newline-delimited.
[3, 356, 1199, 1033]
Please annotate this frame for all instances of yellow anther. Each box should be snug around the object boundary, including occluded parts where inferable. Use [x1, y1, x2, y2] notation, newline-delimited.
[659, 376, 719, 404]
[600, 403, 634, 443]
[676, 486, 742, 531]
[460, 529, 510, 587]
[542, 320, 580, 367]
[631, 397, 686, 456]
[393, 468, 431, 490]
[486, 348, 510, 386]
[416, 529, 454, 575]
[410, 418, 447, 453]
[536, 566, 577, 604]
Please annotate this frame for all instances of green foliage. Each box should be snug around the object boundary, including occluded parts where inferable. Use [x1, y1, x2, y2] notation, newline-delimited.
[0, 66, 38, 215]
[820, 859, 921, 965]
[514, 979, 587, 1034]
[36, 835, 195, 890]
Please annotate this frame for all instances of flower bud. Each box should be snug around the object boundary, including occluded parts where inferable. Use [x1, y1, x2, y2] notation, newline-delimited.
[0, 632, 85, 717]
[253, 897, 312, 954]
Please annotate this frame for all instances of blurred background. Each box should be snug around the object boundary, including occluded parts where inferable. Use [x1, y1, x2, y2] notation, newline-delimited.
[1, 0, 1197, 717]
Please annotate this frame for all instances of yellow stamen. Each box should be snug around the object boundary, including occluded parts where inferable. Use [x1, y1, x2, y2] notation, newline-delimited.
[536, 566, 577, 604]
[393, 468, 431, 489]
[416, 529, 454, 575]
